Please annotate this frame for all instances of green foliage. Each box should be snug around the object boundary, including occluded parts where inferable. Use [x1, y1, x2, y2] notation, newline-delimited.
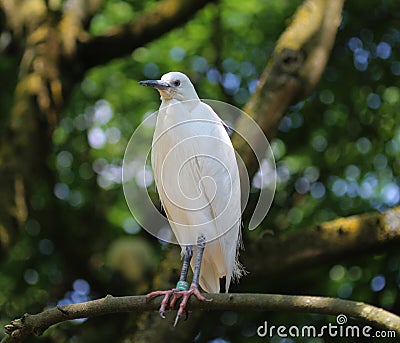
[1, 0, 400, 342]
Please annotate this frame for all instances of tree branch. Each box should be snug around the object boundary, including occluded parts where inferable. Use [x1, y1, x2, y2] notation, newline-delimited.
[2, 293, 399, 342]
[245, 206, 400, 280]
[232, 0, 344, 177]
[78, 0, 217, 70]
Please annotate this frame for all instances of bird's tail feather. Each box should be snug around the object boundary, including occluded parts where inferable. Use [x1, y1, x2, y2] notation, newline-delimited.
[198, 256, 221, 293]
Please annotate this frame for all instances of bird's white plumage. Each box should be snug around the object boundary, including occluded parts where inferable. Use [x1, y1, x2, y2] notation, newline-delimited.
[151, 72, 243, 293]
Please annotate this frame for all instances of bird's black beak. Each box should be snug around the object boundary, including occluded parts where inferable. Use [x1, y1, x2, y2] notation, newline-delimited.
[139, 80, 170, 90]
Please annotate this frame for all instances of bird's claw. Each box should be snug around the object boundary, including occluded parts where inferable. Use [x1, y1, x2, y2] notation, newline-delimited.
[173, 313, 181, 327]
[174, 301, 190, 327]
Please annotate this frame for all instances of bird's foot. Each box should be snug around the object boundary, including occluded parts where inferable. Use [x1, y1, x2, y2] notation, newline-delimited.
[146, 282, 211, 326]
[171, 284, 211, 327]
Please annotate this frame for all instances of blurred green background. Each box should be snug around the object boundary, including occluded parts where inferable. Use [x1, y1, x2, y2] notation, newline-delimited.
[1, 0, 400, 342]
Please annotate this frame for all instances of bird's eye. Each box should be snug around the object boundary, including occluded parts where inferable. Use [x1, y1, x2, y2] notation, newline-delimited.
[173, 80, 181, 87]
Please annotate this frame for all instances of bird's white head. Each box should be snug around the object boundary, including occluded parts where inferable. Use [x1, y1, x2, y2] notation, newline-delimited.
[139, 72, 199, 102]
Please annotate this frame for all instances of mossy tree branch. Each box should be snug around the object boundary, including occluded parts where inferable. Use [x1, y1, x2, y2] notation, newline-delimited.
[77, 0, 217, 70]
[2, 293, 399, 342]
[244, 206, 400, 283]
[232, 0, 344, 178]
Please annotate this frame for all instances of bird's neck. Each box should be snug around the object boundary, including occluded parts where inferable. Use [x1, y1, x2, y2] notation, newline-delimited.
[160, 97, 200, 111]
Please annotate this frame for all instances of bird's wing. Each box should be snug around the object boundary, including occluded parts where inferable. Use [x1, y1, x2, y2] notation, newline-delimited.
[191, 105, 243, 292]
[222, 120, 234, 136]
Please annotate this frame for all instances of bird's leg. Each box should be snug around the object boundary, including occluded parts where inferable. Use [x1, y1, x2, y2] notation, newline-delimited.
[146, 245, 193, 318]
[179, 245, 194, 286]
[173, 235, 211, 327]
[169, 245, 193, 308]
[191, 235, 205, 288]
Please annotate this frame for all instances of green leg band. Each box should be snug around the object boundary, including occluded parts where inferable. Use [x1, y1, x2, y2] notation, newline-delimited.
[176, 281, 190, 291]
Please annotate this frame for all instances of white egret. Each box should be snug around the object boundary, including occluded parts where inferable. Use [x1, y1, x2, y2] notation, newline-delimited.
[140, 72, 244, 325]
